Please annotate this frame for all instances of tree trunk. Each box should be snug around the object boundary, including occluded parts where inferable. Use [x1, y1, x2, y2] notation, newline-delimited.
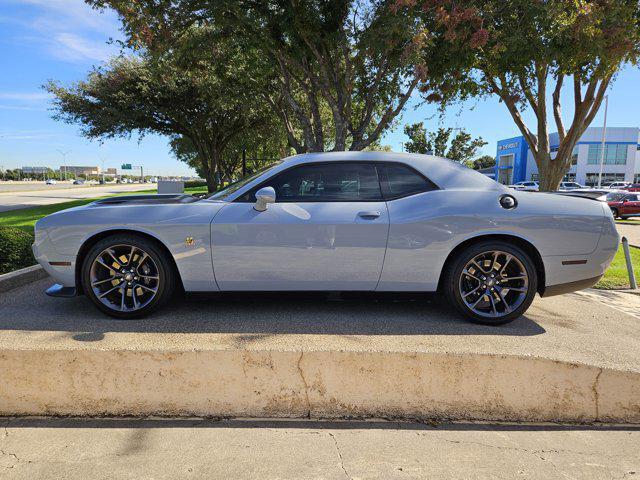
[203, 169, 218, 193]
[195, 140, 221, 194]
[534, 150, 565, 192]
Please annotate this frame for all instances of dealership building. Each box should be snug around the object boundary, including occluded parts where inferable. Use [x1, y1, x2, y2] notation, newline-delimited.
[495, 127, 640, 186]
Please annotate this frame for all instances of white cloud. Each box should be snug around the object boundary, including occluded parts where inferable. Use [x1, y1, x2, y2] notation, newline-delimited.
[0, 92, 51, 111]
[3, 0, 123, 64]
[0, 104, 47, 111]
[50, 32, 116, 62]
[0, 130, 59, 140]
[0, 92, 51, 102]
[8, 0, 119, 33]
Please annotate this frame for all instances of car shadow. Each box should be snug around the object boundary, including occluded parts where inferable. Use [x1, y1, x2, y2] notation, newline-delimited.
[0, 282, 546, 337]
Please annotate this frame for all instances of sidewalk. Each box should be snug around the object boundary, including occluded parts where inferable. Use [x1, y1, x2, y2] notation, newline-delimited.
[1, 418, 639, 479]
[616, 222, 640, 247]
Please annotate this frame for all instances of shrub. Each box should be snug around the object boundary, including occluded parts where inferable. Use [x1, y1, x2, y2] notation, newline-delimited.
[0, 227, 36, 275]
[184, 180, 207, 188]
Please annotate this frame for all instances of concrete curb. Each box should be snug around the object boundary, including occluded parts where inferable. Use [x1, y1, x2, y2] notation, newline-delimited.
[0, 265, 48, 293]
[0, 349, 638, 423]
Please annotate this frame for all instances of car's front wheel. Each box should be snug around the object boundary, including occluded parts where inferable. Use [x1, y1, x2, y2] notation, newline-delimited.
[610, 207, 619, 219]
[443, 240, 538, 325]
[81, 234, 176, 319]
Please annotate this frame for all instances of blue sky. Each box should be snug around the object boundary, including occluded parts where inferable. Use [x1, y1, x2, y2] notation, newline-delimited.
[1, 0, 639, 176]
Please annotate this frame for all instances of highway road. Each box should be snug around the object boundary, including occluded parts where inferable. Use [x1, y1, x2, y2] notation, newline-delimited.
[0, 182, 152, 213]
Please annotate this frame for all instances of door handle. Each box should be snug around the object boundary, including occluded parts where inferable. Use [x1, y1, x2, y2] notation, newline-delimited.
[357, 210, 381, 219]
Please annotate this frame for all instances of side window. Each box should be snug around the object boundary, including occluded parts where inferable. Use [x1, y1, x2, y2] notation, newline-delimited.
[377, 163, 438, 200]
[238, 163, 382, 202]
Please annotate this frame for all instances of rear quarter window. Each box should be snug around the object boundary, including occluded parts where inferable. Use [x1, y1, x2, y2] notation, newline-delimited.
[377, 163, 438, 200]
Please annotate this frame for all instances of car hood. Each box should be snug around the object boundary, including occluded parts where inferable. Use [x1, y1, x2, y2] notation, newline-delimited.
[89, 194, 201, 206]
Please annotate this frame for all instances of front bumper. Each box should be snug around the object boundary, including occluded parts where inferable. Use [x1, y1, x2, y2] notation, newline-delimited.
[45, 284, 77, 297]
[32, 232, 76, 288]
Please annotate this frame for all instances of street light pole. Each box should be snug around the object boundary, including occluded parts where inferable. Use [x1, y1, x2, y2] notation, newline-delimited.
[57, 149, 71, 181]
[596, 95, 609, 188]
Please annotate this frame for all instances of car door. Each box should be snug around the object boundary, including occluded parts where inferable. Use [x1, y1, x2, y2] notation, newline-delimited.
[210, 162, 390, 290]
[623, 194, 640, 216]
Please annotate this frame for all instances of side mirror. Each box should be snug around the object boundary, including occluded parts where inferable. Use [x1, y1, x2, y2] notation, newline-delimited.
[254, 186, 276, 212]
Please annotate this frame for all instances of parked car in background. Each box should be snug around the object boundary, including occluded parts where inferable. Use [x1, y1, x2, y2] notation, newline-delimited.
[509, 181, 539, 191]
[45, 179, 57, 185]
[73, 179, 85, 185]
[623, 183, 640, 192]
[559, 182, 585, 190]
[605, 181, 630, 189]
[33, 152, 619, 325]
[607, 192, 640, 218]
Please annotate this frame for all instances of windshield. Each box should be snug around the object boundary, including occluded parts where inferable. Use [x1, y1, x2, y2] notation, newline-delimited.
[206, 162, 282, 200]
[606, 192, 626, 201]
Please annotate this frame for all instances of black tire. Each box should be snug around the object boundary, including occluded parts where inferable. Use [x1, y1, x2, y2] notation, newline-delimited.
[610, 208, 619, 219]
[443, 240, 538, 325]
[81, 233, 176, 319]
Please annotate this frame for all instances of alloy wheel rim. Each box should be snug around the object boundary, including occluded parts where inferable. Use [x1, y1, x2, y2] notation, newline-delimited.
[89, 244, 160, 312]
[458, 250, 529, 318]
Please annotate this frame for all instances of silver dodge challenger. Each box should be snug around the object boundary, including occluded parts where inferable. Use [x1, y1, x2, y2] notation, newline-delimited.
[33, 152, 619, 324]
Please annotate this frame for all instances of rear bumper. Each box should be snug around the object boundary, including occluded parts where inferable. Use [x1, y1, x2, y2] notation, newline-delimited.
[541, 204, 619, 293]
[540, 275, 603, 297]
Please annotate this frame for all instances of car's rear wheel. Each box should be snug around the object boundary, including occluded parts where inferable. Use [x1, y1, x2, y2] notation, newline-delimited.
[443, 241, 538, 325]
[81, 234, 175, 319]
[610, 207, 619, 219]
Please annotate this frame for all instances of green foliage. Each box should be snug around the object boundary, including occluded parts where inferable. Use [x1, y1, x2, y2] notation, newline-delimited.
[403, 123, 430, 155]
[86, 0, 469, 153]
[0, 227, 35, 274]
[403, 122, 486, 163]
[470, 155, 496, 170]
[396, 0, 640, 190]
[183, 180, 207, 189]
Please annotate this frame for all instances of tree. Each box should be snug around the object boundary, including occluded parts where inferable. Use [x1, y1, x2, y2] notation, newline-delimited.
[46, 26, 277, 192]
[403, 122, 487, 164]
[471, 155, 495, 171]
[170, 122, 291, 184]
[87, 0, 467, 153]
[396, 0, 640, 190]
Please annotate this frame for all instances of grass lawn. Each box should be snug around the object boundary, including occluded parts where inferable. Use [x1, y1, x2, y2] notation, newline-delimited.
[616, 219, 640, 226]
[594, 244, 640, 290]
[0, 186, 208, 234]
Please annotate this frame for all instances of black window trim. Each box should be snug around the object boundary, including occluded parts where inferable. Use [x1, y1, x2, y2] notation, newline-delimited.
[233, 160, 440, 203]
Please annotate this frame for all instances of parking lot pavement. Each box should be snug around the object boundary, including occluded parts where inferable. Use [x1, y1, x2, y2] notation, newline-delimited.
[0, 183, 149, 212]
[1, 278, 639, 373]
[616, 222, 640, 247]
[1, 418, 639, 479]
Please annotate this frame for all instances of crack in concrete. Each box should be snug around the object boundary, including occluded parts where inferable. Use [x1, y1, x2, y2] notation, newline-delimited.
[297, 351, 311, 419]
[535, 453, 578, 480]
[435, 436, 613, 459]
[0, 449, 20, 469]
[328, 433, 350, 479]
[438, 437, 585, 480]
[593, 368, 603, 422]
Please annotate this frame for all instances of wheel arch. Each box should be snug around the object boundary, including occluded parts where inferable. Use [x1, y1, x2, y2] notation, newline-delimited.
[437, 233, 546, 294]
[75, 228, 183, 295]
